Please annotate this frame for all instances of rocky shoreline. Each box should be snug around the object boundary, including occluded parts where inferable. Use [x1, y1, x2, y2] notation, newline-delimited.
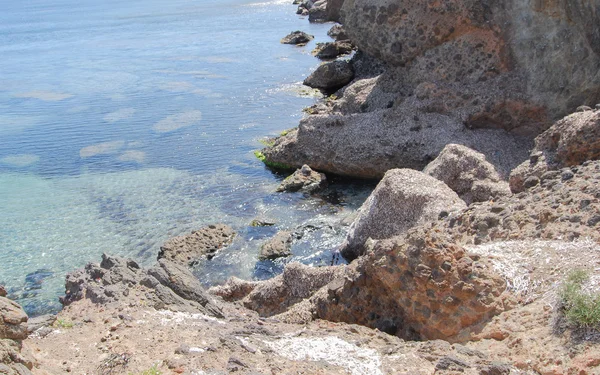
[2, 0, 600, 374]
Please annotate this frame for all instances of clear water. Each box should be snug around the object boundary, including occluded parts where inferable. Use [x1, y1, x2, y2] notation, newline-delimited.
[0, 0, 373, 316]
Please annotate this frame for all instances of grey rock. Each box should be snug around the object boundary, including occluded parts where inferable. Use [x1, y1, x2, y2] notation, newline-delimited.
[26, 314, 56, 334]
[327, 24, 348, 41]
[313, 41, 353, 60]
[423, 144, 511, 205]
[258, 231, 293, 260]
[280, 31, 314, 45]
[303, 60, 354, 92]
[308, 0, 328, 22]
[340, 169, 467, 260]
[523, 176, 540, 189]
[576, 105, 593, 112]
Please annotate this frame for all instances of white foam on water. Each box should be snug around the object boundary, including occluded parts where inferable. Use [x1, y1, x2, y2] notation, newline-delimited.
[263, 336, 383, 375]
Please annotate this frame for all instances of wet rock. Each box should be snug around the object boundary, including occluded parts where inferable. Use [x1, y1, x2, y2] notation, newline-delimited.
[250, 219, 275, 227]
[0, 297, 28, 340]
[258, 231, 293, 260]
[280, 31, 314, 45]
[510, 110, 600, 192]
[327, 24, 348, 41]
[303, 60, 354, 92]
[158, 224, 236, 266]
[312, 41, 353, 60]
[276, 165, 326, 193]
[423, 144, 511, 205]
[340, 169, 466, 261]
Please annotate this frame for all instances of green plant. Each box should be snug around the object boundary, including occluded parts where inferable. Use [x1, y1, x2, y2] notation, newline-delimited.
[560, 269, 600, 328]
[280, 128, 295, 137]
[258, 138, 275, 147]
[54, 318, 74, 329]
[128, 364, 162, 375]
[253, 151, 294, 171]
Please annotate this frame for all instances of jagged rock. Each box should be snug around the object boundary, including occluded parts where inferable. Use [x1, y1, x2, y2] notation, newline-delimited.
[0, 340, 34, 375]
[158, 224, 235, 266]
[510, 110, 600, 193]
[307, 0, 327, 22]
[312, 41, 353, 60]
[0, 287, 5, 298]
[319, 228, 509, 342]
[325, 0, 344, 22]
[424, 144, 511, 205]
[276, 165, 326, 193]
[210, 263, 345, 317]
[327, 24, 348, 41]
[0, 298, 28, 341]
[258, 231, 293, 260]
[303, 60, 354, 92]
[60, 254, 224, 318]
[340, 169, 466, 260]
[280, 31, 313, 45]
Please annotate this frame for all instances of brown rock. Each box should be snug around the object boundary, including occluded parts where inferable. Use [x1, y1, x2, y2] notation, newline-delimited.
[280, 31, 313, 45]
[158, 224, 235, 266]
[0, 286, 5, 298]
[0, 297, 28, 341]
[424, 144, 511, 205]
[276, 165, 326, 193]
[340, 169, 466, 260]
[258, 231, 293, 260]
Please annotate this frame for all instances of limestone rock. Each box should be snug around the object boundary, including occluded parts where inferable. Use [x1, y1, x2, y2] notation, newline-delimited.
[0, 298, 28, 341]
[340, 169, 467, 260]
[319, 228, 508, 342]
[510, 110, 600, 193]
[327, 24, 348, 41]
[307, 0, 328, 22]
[258, 231, 292, 260]
[280, 31, 313, 45]
[303, 60, 354, 92]
[424, 144, 511, 205]
[312, 41, 353, 60]
[276, 165, 326, 193]
[26, 315, 56, 334]
[158, 224, 235, 266]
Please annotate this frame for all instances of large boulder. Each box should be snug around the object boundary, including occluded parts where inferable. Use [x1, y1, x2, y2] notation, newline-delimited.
[0, 298, 28, 341]
[158, 224, 235, 266]
[424, 144, 511, 205]
[339, 0, 600, 121]
[312, 41, 353, 60]
[303, 60, 354, 92]
[280, 31, 314, 45]
[308, 0, 328, 22]
[510, 109, 600, 192]
[258, 231, 293, 260]
[340, 169, 467, 260]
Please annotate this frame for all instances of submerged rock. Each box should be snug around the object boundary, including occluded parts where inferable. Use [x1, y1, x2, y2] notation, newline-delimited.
[280, 31, 314, 45]
[424, 144, 511, 205]
[276, 164, 326, 193]
[510, 109, 600, 193]
[258, 231, 293, 260]
[340, 169, 466, 260]
[158, 224, 235, 266]
[303, 60, 354, 92]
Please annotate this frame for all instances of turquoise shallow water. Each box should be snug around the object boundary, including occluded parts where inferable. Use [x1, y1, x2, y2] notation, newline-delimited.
[0, 0, 372, 315]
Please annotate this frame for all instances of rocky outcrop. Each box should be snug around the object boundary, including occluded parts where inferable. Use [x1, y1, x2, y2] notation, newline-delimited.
[258, 231, 293, 260]
[340, 169, 467, 260]
[424, 144, 511, 205]
[210, 262, 344, 317]
[0, 298, 28, 341]
[303, 60, 354, 92]
[157, 224, 235, 265]
[276, 164, 326, 193]
[312, 41, 353, 60]
[320, 228, 510, 342]
[60, 254, 224, 318]
[510, 109, 600, 192]
[280, 31, 313, 45]
[307, 0, 327, 22]
[327, 24, 348, 41]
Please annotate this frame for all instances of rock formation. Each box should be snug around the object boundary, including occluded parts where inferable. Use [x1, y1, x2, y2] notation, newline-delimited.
[276, 164, 326, 193]
[280, 30, 314, 45]
[303, 60, 355, 92]
[0, 292, 33, 375]
[157, 224, 235, 265]
[424, 144, 511, 204]
[340, 168, 467, 260]
[258, 231, 293, 260]
[510, 108, 600, 192]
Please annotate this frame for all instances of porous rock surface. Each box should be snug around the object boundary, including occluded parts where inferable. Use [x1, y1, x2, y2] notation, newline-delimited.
[312, 41, 353, 59]
[0, 295, 33, 375]
[510, 109, 600, 192]
[303, 59, 355, 92]
[157, 224, 235, 266]
[276, 164, 326, 193]
[424, 144, 510, 205]
[340, 168, 467, 260]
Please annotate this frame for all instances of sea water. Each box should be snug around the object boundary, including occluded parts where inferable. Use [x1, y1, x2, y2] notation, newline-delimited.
[0, 0, 373, 315]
